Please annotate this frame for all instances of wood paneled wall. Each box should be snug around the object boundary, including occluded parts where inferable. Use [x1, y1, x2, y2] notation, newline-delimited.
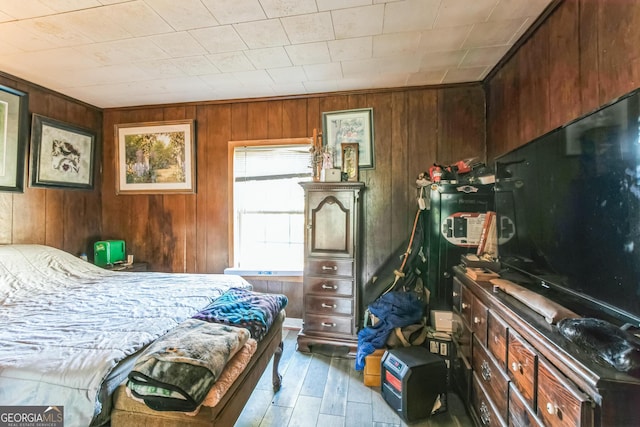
[102, 85, 486, 283]
[0, 74, 103, 255]
[486, 0, 640, 160]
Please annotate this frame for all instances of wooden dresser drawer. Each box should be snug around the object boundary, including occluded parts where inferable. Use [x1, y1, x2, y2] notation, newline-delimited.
[509, 383, 545, 427]
[453, 276, 463, 313]
[304, 277, 354, 297]
[487, 311, 508, 370]
[306, 258, 353, 277]
[507, 331, 537, 408]
[472, 296, 489, 345]
[537, 358, 594, 427]
[305, 295, 353, 316]
[473, 335, 509, 421]
[456, 316, 473, 362]
[303, 314, 353, 336]
[460, 285, 473, 328]
[471, 372, 507, 427]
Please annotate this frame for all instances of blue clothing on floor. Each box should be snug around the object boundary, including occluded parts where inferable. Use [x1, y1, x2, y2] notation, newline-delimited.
[355, 291, 423, 370]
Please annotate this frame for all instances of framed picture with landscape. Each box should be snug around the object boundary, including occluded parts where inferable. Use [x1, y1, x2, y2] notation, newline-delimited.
[322, 107, 374, 169]
[0, 85, 29, 193]
[115, 119, 196, 194]
[30, 114, 97, 190]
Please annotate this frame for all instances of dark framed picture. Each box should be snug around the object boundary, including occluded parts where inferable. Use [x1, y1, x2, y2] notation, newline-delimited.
[30, 114, 97, 190]
[0, 85, 29, 193]
[115, 119, 196, 194]
[322, 107, 374, 169]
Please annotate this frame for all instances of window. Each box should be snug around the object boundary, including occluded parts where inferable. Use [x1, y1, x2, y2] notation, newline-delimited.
[229, 139, 312, 273]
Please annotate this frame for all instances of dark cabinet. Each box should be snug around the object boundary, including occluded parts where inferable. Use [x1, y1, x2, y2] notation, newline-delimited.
[297, 182, 364, 355]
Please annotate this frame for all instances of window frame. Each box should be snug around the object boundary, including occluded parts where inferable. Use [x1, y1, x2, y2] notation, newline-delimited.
[227, 137, 313, 269]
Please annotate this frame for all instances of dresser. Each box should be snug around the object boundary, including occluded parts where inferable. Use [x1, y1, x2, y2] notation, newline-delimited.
[451, 266, 640, 427]
[297, 181, 364, 356]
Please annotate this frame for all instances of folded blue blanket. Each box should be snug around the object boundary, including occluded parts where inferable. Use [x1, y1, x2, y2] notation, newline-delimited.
[192, 288, 288, 341]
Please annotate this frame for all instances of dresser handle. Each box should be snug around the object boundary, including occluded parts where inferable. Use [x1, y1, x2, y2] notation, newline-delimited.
[546, 402, 561, 417]
[479, 401, 491, 425]
[321, 322, 336, 327]
[453, 291, 459, 297]
[321, 303, 337, 309]
[481, 361, 492, 381]
[462, 302, 470, 309]
[473, 316, 482, 324]
[511, 361, 523, 373]
[321, 265, 338, 271]
[321, 283, 338, 290]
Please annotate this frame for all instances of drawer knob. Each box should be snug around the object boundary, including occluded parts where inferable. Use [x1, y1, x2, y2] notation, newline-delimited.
[546, 402, 561, 417]
[493, 335, 499, 343]
[481, 361, 492, 381]
[462, 302, 470, 310]
[321, 265, 338, 271]
[321, 322, 336, 327]
[321, 303, 337, 309]
[453, 291, 459, 297]
[321, 283, 338, 290]
[473, 316, 482, 324]
[511, 361, 523, 373]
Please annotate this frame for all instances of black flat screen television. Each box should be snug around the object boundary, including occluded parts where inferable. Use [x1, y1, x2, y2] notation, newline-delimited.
[495, 88, 640, 327]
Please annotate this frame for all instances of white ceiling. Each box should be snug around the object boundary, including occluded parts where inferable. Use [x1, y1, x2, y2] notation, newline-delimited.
[0, 0, 553, 109]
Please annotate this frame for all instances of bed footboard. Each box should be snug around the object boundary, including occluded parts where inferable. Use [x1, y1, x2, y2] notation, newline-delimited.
[110, 311, 285, 427]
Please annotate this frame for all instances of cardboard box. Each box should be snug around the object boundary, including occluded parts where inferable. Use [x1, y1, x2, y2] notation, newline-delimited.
[363, 349, 386, 387]
[431, 310, 455, 333]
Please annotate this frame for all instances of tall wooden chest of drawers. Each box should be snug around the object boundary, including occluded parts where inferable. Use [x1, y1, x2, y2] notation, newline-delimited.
[297, 182, 364, 355]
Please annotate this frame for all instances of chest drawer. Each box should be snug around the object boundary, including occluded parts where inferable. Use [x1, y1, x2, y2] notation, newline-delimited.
[453, 276, 463, 312]
[473, 335, 509, 421]
[472, 296, 489, 345]
[303, 313, 353, 336]
[306, 258, 353, 277]
[460, 284, 473, 328]
[304, 277, 354, 297]
[509, 383, 544, 427]
[487, 311, 508, 370]
[471, 372, 507, 427]
[305, 295, 353, 316]
[507, 331, 537, 408]
[537, 358, 593, 427]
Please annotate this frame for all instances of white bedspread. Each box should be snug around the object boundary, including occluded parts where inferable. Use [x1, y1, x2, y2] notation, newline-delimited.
[0, 245, 251, 427]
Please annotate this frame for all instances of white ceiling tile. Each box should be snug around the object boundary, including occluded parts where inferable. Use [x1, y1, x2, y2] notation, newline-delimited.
[206, 51, 255, 72]
[271, 81, 308, 96]
[150, 32, 207, 58]
[490, 0, 552, 21]
[317, 0, 371, 11]
[75, 38, 170, 65]
[418, 26, 471, 53]
[464, 18, 526, 48]
[0, 1, 56, 19]
[190, 26, 248, 54]
[245, 46, 292, 69]
[342, 55, 419, 77]
[54, 63, 149, 87]
[328, 37, 372, 61]
[434, 0, 497, 28]
[373, 32, 420, 58]
[285, 42, 331, 65]
[0, 21, 70, 51]
[460, 45, 509, 67]
[419, 50, 466, 70]
[134, 59, 185, 79]
[267, 66, 307, 83]
[201, 0, 266, 24]
[171, 56, 220, 76]
[232, 69, 274, 85]
[303, 79, 338, 93]
[508, 16, 531, 44]
[332, 5, 384, 39]
[199, 72, 241, 89]
[100, 1, 173, 36]
[407, 69, 446, 85]
[0, 39, 23, 55]
[281, 12, 334, 44]
[144, 0, 219, 31]
[3, 47, 102, 73]
[303, 62, 342, 80]
[366, 72, 409, 88]
[234, 19, 290, 49]
[213, 85, 275, 99]
[0, 10, 12, 22]
[383, 0, 440, 33]
[46, 0, 102, 13]
[17, 16, 94, 47]
[59, 8, 133, 42]
[443, 66, 488, 83]
[258, 0, 317, 18]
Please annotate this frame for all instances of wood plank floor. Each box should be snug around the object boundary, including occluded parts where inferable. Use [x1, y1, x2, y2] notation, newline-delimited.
[235, 328, 474, 427]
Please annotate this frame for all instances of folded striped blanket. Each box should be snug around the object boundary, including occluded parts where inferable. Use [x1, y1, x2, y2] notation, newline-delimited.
[192, 288, 288, 341]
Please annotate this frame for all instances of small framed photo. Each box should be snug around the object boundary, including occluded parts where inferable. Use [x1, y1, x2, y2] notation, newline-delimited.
[29, 114, 97, 190]
[0, 85, 29, 193]
[341, 142, 359, 181]
[322, 107, 374, 169]
[115, 119, 196, 194]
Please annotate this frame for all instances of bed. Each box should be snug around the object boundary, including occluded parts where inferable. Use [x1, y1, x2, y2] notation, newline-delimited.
[0, 244, 286, 427]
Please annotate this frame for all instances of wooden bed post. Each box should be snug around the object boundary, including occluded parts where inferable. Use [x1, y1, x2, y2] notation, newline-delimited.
[272, 341, 283, 391]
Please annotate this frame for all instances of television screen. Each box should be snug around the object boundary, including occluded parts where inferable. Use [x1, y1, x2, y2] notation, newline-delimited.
[495, 89, 640, 326]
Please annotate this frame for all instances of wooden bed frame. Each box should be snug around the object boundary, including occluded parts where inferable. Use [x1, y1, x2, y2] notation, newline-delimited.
[110, 312, 285, 427]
